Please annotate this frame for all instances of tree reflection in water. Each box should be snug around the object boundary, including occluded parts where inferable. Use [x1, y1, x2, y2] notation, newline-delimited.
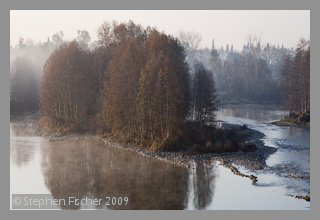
[190, 160, 217, 210]
[10, 123, 37, 167]
[41, 137, 196, 210]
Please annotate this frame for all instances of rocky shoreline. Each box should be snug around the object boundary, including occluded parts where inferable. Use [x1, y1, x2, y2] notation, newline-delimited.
[11, 112, 310, 202]
[98, 130, 269, 184]
[100, 125, 312, 202]
[12, 112, 272, 185]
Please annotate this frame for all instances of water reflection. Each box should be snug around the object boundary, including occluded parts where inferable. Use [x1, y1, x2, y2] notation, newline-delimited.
[217, 104, 288, 123]
[10, 123, 37, 167]
[41, 138, 194, 210]
[10, 141, 36, 167]
[11, 122, 219, 210]
[10, 117, 309, 209]
[190, 160, 217, 209]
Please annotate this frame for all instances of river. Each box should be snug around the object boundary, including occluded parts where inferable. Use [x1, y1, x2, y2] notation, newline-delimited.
[10, 104, 310, 210]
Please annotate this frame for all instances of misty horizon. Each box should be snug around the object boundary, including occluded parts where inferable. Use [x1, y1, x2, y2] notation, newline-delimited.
[10, 10, 310, 51]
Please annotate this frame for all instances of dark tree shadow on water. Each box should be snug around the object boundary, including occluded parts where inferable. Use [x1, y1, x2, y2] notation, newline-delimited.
[41, 137, 190, 210]
[190, 160, 218, 210]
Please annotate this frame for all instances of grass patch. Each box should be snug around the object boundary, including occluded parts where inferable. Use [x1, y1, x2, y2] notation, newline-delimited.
[178, 122, 257, 154]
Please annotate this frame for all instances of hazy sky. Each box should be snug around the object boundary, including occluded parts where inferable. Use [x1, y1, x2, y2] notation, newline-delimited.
[10, 10, 310, 51]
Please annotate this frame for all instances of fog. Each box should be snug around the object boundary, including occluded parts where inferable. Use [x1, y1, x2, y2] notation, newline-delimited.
[10, 19, 303, 116]
[10, 30, 96, 115]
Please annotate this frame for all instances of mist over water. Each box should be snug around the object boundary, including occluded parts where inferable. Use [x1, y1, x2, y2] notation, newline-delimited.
[10, 12, 310, 210]
[10, 104, 310, 210]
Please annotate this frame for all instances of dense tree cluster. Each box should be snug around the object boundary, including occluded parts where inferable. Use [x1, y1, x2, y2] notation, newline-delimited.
[39, 41, 96, 130]
[98, 21, 192, 147]
[134, 31, 190, 146]
[12, 20, 309, 150]
[280, 38, 310, 114]
[38, 21, 216, 150]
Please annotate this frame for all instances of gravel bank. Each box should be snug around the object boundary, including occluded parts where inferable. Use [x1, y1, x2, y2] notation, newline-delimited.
[9, 113, 286, 186]
[97, 122, 275, 185]
[11, 112, 310, 201]
[11, 112, 275, 184]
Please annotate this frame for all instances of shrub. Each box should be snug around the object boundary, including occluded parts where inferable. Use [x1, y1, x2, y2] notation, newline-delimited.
[151, 139, 182, 152]
[38, 116, 60, 132]
[212, 141, 224, 153]
[224, 140, 239, 152]
[239, 142, 257, 152]
[241, 124, 248, 130]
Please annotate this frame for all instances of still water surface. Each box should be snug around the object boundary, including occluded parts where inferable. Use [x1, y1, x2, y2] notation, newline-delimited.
[10, 105, 310, 209]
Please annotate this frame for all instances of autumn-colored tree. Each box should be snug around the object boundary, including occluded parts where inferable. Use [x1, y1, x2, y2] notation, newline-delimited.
[104, 38, 146, 139]
[280, 38, 310, 114]
[97, 20, 147, 49]
[99, 25, 190, 147]
[96, 20, 148, 131]
[91, 45, 116, 124]
[97, 20, 114, 49]
[39, 41, 95, 131]
[137, 30, 190, 146]
[38, 21, 208, 150]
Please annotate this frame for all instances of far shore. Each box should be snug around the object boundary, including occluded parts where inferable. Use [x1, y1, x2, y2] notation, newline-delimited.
[271, 120, 310, 128]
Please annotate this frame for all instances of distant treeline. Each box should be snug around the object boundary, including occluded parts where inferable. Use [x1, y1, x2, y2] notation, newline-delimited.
[10, 56, 39, 113]
[209, 42, 282, 103]
[179, 34, 296, 104]
[37, 21, 218, 150]
[178, 32, 310, 109]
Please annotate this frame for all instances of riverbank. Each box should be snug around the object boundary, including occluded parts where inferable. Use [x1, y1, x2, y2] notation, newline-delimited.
[10, 112, 310, 202]
[11, 112, 275, 184]
[272, 112, 310, 128]
[272, 120, 310, 128]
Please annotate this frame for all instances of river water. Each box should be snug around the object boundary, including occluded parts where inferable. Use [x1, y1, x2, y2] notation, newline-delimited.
[10, 105, 310, 210]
